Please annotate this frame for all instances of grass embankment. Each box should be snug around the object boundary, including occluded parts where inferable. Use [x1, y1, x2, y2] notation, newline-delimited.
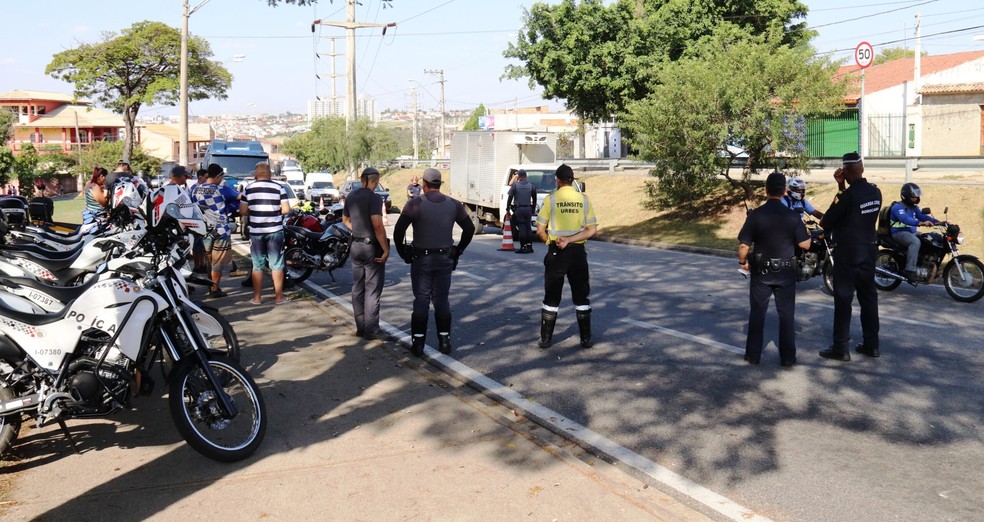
[52, 175, 984, 259]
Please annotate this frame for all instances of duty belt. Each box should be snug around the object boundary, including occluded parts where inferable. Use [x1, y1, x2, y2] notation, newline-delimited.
[413, 247, 450, 255]
[352, 236, 373, 244]
[757, 256, 794, 274]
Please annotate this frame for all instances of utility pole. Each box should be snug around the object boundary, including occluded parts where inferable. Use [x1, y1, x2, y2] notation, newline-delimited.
[315, 38, 342, 117]
[424, 69, 446, 158]
[312, 1, 394, 177]
[409, 87, 419, 161]
[312, 1, 395, 130]
[180, 0, 211, 168]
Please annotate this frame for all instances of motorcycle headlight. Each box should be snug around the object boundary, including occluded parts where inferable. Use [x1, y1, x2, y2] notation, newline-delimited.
[956, 232, 965, 245]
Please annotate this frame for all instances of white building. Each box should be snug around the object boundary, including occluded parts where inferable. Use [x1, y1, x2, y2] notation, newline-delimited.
[307, 95, 378, 123]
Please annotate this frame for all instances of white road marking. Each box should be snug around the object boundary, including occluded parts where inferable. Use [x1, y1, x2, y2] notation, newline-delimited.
[297, 278, 769, 522]
[799, 301, 946, 329]
[621, 318, 745, 355]
[455, 271, 489, 282]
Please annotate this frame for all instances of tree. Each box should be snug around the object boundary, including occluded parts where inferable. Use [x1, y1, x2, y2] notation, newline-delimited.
[283, 117, 398, 174]
[462, 104, 488, 131]
[621, 26, 846, 206]
[45, 21, 231, 162]
[873, 46, 926, 66]
[503, 0, 811, 122]
[0, 109, 13, 146]
[13, 144, 39, 198]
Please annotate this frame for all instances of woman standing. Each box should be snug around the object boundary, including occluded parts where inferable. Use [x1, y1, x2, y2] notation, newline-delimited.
[82, 167, 109, 224]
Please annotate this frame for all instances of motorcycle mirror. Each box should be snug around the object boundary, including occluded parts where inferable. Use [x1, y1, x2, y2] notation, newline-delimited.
[922, 207, 931, 215]
[944, 206, 948, 215]
[319, 208, 330, 216]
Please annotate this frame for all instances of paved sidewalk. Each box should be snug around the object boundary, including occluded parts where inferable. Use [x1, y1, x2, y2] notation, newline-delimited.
[0, 283, 711, 521]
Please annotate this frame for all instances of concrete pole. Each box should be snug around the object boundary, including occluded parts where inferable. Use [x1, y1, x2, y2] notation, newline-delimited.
[179, 0, 190, 167]
[410, 87, 419, 160]
[345, 0, 356, 130]
[425, 69, 446, 158]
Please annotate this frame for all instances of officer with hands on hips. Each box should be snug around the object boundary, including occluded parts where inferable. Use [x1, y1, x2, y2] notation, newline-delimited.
[536, 164, 598, 350]
[819, 152, 882, 361]
[738, 172, 812, 367]
[506, 169, 538, 254]
[393, 168, 475, 357]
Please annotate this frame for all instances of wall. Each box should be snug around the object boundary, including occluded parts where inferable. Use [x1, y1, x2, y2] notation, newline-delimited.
[920, 93, 983, 156]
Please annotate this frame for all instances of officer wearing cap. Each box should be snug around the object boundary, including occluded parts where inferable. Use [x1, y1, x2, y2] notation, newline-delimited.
[819, 152, 882, 361]
[343, 167, 390, 340]
[167, 165, 190, 190]
[738, 172, 811, 366]
[393, 167, 476, 356]
[506, 169, 538, 254]
[536, 164, 597, 349]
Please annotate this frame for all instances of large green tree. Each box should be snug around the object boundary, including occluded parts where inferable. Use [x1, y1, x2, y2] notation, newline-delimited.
[621, 26, 846, 206]
[503, 0, 811, 123]
[45, 21, 231, 163]
[283, 117, 399, 174]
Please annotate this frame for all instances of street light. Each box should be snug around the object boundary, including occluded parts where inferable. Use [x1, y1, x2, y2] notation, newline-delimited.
[179, 0, 211, 168]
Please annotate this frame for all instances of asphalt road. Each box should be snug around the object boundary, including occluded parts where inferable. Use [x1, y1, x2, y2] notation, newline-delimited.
[296, 226, 984, 522]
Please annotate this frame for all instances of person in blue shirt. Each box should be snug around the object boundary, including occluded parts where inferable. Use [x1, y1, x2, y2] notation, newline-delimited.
[889, 182, 939, 280]
[191, 163, 241, 298]
[780, 176, 824, 220]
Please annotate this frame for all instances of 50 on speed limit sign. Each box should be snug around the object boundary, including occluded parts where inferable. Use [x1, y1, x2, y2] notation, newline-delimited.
[856, 41, 874, 68]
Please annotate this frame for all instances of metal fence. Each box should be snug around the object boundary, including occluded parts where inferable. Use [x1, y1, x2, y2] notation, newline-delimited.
[867, 113, 905, 157]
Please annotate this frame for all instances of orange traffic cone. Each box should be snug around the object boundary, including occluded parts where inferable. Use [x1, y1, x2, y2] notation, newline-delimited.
[498, 213, 516, 251]
[382, 211, 390, 227]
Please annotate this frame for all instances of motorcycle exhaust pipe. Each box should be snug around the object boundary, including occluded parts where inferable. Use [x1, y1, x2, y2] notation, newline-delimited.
[875, 266, 902, 281]
[0, 392, 40, 416]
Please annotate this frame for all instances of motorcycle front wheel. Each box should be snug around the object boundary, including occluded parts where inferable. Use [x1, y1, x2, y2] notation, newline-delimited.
[821, 259, 835, 295]
[0, 385, 21, 457]
[284, 247, 313, 285]
[943, 256, 984, 303]
[874, 251, 903, 291]
[168, 355, 266, 462]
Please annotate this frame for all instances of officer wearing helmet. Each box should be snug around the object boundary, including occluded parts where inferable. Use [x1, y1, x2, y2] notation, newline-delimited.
[889, 183, 939, 281]
[819, 152, 882, 361]
[781, 176, 824, 220]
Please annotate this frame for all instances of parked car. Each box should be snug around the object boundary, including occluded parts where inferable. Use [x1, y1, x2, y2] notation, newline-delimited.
[339, 180, 391, 212]
[286, 178, 306, 199]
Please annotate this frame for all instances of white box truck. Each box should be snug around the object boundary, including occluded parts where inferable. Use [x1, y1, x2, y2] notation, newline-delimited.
[449, 131, 575, 231]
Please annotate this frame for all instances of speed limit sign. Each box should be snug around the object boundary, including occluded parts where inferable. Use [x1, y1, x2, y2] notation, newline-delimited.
[855, 41, 874, 69]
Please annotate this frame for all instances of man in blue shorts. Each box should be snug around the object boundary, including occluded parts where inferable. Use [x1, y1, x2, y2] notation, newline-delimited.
[192, 163, 240, 298]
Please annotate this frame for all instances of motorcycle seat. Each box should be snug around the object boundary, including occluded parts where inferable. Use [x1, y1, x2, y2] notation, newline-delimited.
[0, 273, 99, 305]
[286, 224, 323, 241]
[878, 233, 901, 250]
[2, 241, 84, 260]
[13, 230, 85, 245]
[4, 247, 85, 271]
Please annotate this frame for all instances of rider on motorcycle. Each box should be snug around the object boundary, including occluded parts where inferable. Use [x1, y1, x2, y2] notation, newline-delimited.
[780, 176, 824, 220]
[890, 182, 939, 280]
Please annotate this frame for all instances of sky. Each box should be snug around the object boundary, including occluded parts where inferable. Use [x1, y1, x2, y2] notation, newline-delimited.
[1, 0, 982, 118]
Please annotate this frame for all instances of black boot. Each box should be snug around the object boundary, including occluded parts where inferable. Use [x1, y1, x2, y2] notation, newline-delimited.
[538, 309, 557, 349]
[576, 309, 593, 348]
[410, 313, 427, 357]
[435, 311, 453, 354]
[438, 334, 452, 354]
[526, 243, 534, 254]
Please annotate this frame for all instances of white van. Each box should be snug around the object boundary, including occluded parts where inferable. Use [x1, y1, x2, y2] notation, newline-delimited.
[284, 170, 305, 199]
[305, 172, 340, 203]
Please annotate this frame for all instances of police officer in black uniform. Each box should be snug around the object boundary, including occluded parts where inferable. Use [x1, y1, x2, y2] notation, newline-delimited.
[738, 172, 811, 366]
[819, 152, 882, 361]
[393, 168, 476, 356]
[506, 169, 537, 254]
[343, 167, 390, 340]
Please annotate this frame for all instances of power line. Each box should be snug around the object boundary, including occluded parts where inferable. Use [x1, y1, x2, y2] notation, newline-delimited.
[806, 0, 939, 30]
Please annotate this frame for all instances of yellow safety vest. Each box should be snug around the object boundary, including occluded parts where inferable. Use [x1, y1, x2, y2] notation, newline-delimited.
[536, 186, 597, 243]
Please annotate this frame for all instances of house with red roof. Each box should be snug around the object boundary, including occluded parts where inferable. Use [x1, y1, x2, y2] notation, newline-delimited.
[0, 89, 132, 156]
[832, 50, 984, 157]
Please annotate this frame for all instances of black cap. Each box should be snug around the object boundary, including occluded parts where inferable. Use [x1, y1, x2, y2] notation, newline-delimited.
[555, 164, 575, 181]
[170, 165, 189, 178]
[516, 169, 527, 178]
[842, 152, 862, 165]
[361, 167, 380, 177]
[766, 171, 786, 194]
[207, 163, 224, 177]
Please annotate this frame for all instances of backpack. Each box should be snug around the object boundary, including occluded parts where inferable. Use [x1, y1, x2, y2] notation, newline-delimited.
[877, 201, 896, 236]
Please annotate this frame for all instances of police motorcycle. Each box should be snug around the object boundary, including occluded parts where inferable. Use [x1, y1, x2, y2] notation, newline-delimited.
[873, 199, 984, 302]
[0, 203, 147, 287]
[0, 186, 265, 462]
[282, 201, 352, 284]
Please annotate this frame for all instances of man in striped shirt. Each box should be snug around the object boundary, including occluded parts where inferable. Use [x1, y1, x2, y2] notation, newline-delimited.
[239, 162, 291, 305]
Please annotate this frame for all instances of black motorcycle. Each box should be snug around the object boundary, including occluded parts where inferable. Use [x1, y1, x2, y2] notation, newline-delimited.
[873, 207, 984, 302]
[283, 206, 352, 285]
[796, 219, 835, 294]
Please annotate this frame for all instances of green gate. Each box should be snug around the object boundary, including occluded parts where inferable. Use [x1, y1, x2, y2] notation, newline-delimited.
[807, 110, 859, 158]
